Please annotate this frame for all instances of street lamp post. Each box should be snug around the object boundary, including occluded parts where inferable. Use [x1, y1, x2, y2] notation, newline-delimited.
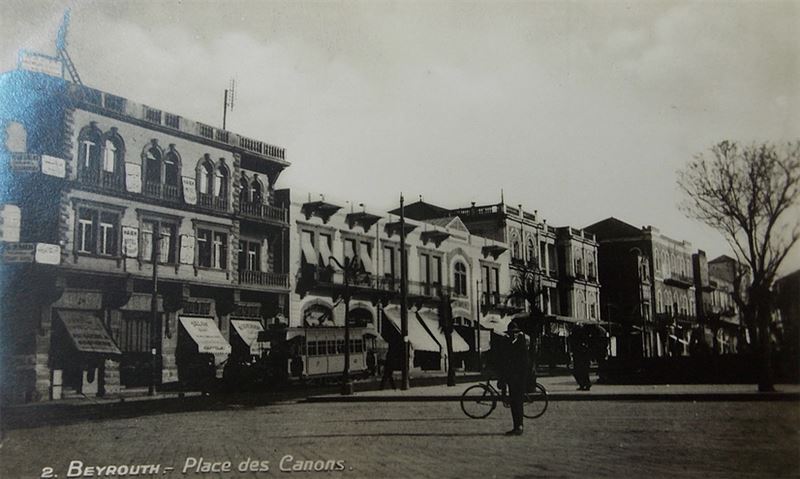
[329, 255, 359, 396]
[149, 225, 160, 396]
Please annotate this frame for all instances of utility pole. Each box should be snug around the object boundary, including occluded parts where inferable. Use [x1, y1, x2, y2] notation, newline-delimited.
[400, 194, 410, 390]
[149, 225, 160, 396]
[329, 255, 356, 396]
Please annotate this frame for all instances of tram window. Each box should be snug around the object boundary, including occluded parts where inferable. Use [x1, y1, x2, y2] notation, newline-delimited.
[300, 343, 307, 355]
[355, 339, 364, 353]
[330, 340, 339, 354]
[307, 341, 317, 356]
[336, 340, 345, 354]
[318, 341, 327, 355]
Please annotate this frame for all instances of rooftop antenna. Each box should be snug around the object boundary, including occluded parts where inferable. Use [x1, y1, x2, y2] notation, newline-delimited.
[56, 9, 82, 85]
[222, 78, 235, 129]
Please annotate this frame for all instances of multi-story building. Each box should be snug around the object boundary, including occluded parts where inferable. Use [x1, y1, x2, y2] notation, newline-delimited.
[585, 217, 697, 359]
[396, 201, 602, 366]
[287, 198, 510, 374]
[0, 67, 290, 403]
[693, 251, 744, 354]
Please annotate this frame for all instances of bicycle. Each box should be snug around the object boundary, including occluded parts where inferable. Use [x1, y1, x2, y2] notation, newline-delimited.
[460, 377, 548, 419]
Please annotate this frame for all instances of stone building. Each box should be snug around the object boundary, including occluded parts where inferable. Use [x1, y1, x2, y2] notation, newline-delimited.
[395, 200, 602, 366]
[288, 197, 510, 374]
[0, 68, 290, 402]
[584, 217, 697, 359]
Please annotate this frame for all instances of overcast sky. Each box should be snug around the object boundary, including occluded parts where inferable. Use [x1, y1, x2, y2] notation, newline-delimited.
[2, 1, 798, 272]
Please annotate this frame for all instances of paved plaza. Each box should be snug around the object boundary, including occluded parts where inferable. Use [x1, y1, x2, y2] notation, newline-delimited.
[2, 388, 798, 479]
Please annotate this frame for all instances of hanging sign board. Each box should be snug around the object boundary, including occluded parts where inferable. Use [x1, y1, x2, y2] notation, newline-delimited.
[35, 243, 61, 265]
[0, 205, 22, 243]
[125, 163, 142, 193]
[182, 177, 197, 205]
[40, 155, 66, 178]
[179, 235, 195, 264]
[122, 226, 139, 258]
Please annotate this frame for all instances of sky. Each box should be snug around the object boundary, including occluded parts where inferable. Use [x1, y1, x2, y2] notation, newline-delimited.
[1, 0, 798, 273]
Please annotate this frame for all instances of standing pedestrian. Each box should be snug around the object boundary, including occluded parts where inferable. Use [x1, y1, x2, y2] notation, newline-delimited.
[570, 326, 591, 390]
[380, 346, 398, 390]
[366, 349, 377, 377]
[500, 321, 529, 435]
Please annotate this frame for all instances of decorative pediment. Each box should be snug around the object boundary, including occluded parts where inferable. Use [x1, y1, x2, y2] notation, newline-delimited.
[482, 244, 507, 259]
[301, 201, 342, 223]
[420, 230, 450, 247]
[346, 212, 382, 232]
[384, 221, 417, 237]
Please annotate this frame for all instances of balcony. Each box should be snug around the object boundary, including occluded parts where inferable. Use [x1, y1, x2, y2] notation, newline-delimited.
[300, 265, 399, 295]
[143, 182, 181, 202]
[198, 192, 228, 211]
[664, 271, 694, 288]
[238, 270, 289, 289]
[78, 170, 125, 190]
[239, 201, 289, 224]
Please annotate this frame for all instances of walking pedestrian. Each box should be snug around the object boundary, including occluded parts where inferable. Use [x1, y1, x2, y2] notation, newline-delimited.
[500, 321, 529, 435]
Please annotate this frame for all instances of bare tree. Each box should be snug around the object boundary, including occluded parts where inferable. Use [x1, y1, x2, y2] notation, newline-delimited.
[678, 140, 800, 391]
[507, 267, 547, 387]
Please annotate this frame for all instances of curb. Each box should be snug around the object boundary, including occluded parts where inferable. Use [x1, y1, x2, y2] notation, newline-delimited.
[305, 392, 800, 403]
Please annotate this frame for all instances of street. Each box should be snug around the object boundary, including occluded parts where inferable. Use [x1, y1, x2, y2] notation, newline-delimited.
[1, 398, 798, 479]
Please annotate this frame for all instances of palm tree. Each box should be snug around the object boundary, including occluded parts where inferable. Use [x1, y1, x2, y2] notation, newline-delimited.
[507, 267, 547, 388]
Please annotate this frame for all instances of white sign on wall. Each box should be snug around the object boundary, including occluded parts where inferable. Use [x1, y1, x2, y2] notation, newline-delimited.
[40, 155, 66, 178]
[0, 205, 22, 243]
[122, 226, 139, 258]
[18, 51, 64, 78]
[35, 243, 61, 265]
[179, 235, 195, 264]
[182, 177, 197, 205]
[2, 243, 35, 263]
[125, 163, 142, 193]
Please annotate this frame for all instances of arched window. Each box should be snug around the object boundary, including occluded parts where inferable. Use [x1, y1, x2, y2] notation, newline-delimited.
[164, 151, 180, 187]
[453, 262, 467, 296]
[144, 146, 162, 184]
[198, 160, 214, 195]
[215, 163, 229, 200]
[656, 291, 663, 313]
[575, 258, 583, 277]
[78, 123, 103, 179]
[527, 239, 535, 265]
[239, 176, 250, 203]
[512, 240, 520, 259]
[251, 178, 263, 204]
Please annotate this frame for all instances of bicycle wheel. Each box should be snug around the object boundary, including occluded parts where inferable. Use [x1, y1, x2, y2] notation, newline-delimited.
[460, 384, 497, 419]
[522, 383, 548, 419]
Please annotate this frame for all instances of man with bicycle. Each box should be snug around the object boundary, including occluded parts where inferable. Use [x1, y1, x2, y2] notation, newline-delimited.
[500, 321, 529, 435]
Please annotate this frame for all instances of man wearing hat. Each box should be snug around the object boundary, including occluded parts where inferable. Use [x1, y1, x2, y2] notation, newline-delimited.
[502, 321, 529, 435]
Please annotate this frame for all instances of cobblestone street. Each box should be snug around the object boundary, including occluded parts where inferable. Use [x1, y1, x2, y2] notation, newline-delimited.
[2, 397, 798, 479]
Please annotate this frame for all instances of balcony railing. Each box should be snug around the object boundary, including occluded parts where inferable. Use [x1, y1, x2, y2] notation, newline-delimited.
[143, 181, 181, 201]
[198, 192, 229, 211]
[239, 201, 289, 223]
[302, 266, 400, 294]
[664, 271, 694, 288]
[79, 170, 125, 190]
[239, 270, 289, 289]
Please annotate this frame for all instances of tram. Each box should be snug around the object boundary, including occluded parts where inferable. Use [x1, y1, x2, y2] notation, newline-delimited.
[258, 326, 380, 381]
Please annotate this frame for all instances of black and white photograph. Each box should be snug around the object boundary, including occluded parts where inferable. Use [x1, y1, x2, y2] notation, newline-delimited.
[0, 1, 798, 477]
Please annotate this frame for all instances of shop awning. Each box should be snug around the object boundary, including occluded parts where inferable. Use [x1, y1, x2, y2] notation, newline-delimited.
[179, 316, 231, 355]
[230, 319, 264, 354]
[301, 239, 318, 266]
[416, 309, 470, 353]
[57, 310, 121, 356]
[383, 306, 440, 352]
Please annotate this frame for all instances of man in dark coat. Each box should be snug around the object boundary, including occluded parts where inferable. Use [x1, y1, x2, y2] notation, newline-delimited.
[380, 344, 399, 390]
[501, 321, 529, 435]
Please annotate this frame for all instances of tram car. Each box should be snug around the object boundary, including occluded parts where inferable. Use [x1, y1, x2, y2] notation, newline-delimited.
[258, 327, 381, 381]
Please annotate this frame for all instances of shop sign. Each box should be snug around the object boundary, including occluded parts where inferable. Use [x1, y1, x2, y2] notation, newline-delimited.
[125, 162, 142, 193]
[10, 153, 40, 173]
[179, 316, 231, 354]
[0, 205, 22, 243]
[231, 320, 265, 355]
[2, 242, 35, 263]
[182, 177, 197, 205]
[58, 311, 121, 355]
[122, 226, 139, 258]
[179, 235, 195, 264]
[40, 155, 66, 178]
[35, 243, 61, 265]
[18, 51, 64, 77]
